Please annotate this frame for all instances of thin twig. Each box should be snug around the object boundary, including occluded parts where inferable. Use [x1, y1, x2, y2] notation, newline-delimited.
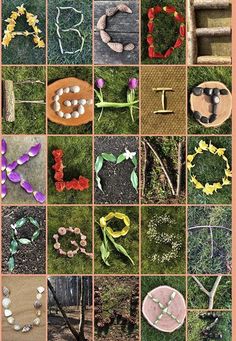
[176, 141, 183, 196]
[15, 80, 45, 85]
[192, 276, 222, 310]
[209, 227, 214, 259]
[15, 100, 46, 104]
[144, 139, 176, 196]
[188, 225, 232, 232]
[141, 141, 147, 197]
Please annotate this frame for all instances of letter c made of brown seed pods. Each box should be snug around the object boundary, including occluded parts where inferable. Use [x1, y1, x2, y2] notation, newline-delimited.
[96, 4, 135, 53]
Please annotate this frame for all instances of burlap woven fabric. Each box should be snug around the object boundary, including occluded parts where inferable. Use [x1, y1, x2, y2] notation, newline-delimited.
[141, 66, 186, 135]
[2, 277, 46, 341]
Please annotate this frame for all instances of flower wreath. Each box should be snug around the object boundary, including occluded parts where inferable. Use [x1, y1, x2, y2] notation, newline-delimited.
[2, 4, 45, 48]
[52, 149, 89, 192]
[147, 5, 185, 59]
[187, 140, 232, 196]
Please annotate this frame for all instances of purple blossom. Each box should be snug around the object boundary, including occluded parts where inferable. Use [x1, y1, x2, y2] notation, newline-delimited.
[95, 78, 105, 89]
[2, 156, 7, 171]
[128, 78, 138, 90]
[7, 171, 21, 183]
[20, 180, 33, 193]
[17, 154, 30, 165]
[1, 139, 7, 155]
[2, 171, 7, 184]
[6, 161, 18, 172]
[1, 184, 7, 199]
[33, 191, 46, 203]
[28, 143, 41, 157]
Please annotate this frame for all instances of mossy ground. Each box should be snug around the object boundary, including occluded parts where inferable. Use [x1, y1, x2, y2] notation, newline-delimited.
[188, 206, 232, 274]
[94, 206, 139, 275]
[47, 66, 92, 134]
[188, 66, 232, 134]
[141, 276, 186, 341]
[47, 206, 92, 274]
[141, 0, 186, 65]
[2, 66, 46, 134]
[48, 0, 92, 65]
[94, 67, 139, 135]
[141, 206, 186, 274]
[2, 0, 46, 64]
[187, 136, 232, 204]
[48, 136, 92, 204]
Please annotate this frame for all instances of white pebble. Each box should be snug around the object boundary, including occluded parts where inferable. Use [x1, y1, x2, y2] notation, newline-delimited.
[53, 95, 60, 101]
[57, 111, 64, 118]
[2, 297, 11, 308]
[53, 101, 61, 112]
[36, 293, 42, 300]
[86, 99, 93, 105]
[4, 309, 12, 317]
[33, 318, 40, 326]
[64, 100, 72, 107]
[63, 87, 70, 93]
[78, 105, 85, 115]
[56, 88, 63, 96]
[7, 317, 15, 325]
[71, 111, 80, 118]
[37, 287, 45, 294]
[70, 86, 80, 93]
[14, 324, 21, 331]
[78, 99, 86, 106]
[64, 113, 72, 119]
[71, 99, 78, 105]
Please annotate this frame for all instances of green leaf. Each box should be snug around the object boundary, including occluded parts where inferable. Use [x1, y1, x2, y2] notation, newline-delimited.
[18, 238, 31, 245]
[10, 240, 18, 255]
[31, 230, 40, 241]
[96, 175, 103, 192]
[95, 155, 104, 174]
[15, 217, 26, 228]
[131, 156, 138, 168]
[8, 256, 15, 272]
[101, 153, 116, 163]
[131, 169, 138, 192]
[29, 217, 39, 228]
[94, 88, 102, 102]
[116, 154, 126, 164]
[107, 234, 134, 265]
[100, 242, 110, 266]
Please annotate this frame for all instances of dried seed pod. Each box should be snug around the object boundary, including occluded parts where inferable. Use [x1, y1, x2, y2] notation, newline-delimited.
[107, 42, 123, 53]
[97, 15, 107, 30]
[100, 30, 111, 43]
[106, 7, 118, 16]
[117, 4, 132, 13]
[124, 43, 135, 51]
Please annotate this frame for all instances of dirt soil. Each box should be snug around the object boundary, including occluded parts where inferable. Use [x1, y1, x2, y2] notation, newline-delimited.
[1, 206, 46, 274]
[48, 309, 92, 341]
[94, 137, 139, 204]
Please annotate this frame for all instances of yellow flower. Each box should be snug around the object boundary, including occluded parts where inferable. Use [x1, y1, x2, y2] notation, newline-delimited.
[10, 11, 20, 20]
[216, 148, 226, 156]
[225, 169, 232, 177]
[190, 175, 198, 185]
[199, 140, 208, 150]
[2, 32, 13, 47]
[16, 4, 26, 15]
[208, 142, 217, 154]
[222, 177, 231, 186]
[99, 217, 107, 228]
[6, 24, 15, 32]
[187, 162, 195, 171]
[33, 26, 41, 34]
[195, 146, 203, 154]
[5, 18, 16, 24]
[212, 182, 222, 192]
[35, 38, 45, 48]
[187, 154, 196, 163]
[27, 14, 39, 26]
[203, 183, 215, 195]
[23, 30, 29, 36]
[195, 181, 204, 190]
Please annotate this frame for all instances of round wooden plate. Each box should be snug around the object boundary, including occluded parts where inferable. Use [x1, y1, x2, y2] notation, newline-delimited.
[190, 81, 232, 128]
[47, 77, 93, 126]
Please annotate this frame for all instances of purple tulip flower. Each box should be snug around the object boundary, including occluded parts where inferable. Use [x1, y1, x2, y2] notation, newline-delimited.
[95, 78, 105, 89]
[1, 139, 7, 155]
[128, 78, 138, 90]
[33, 191, 46, 203]
[28, 143, 41, 157]
[7, 171, 21, 183]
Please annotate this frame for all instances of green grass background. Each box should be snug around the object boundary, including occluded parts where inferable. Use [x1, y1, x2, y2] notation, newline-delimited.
[141, 0, 186, 65]
[141, 206, 186, 274]
[188, 206, 232, 274]
[187, 136, 232, 204]
[2, 66, 46, 134]
[48, 136, 92, 204]
[47, 206, 92, 274]
[188, 311, 232, 341]
[94, 206, 139, 274]
[188, 66, 232, 134]
[48, 66, 92, 134]
[48, 0, 92, 65]
[94, 67, 139, 135]
[2, 0, 46, 64]
[188, 276, 232, 309]
[142, 276, 186, 341]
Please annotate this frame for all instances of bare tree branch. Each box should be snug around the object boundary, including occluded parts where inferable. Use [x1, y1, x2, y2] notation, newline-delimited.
[192, 276, 222, 309]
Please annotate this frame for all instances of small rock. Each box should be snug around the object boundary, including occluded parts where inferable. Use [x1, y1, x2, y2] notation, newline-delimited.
[64, 100, 72, 107]
[53, 101, 61, 112]
[37, 286, 45, 294]
[70, 86, 80, 93]
[193, 111, 201, 120]
[72, 111, 80, 118]
[4, 309, 12, 317]
[57, 111, 64, 118]
[34, 300, 42, 309]
[100, 30, 111, 43]
[117, 3, 132, 13]
[14, 324, 21, 331]
[200, 116, 209, 124]
[97, 15, 107, 30]
[2, 297, 11, 308]
[87, 99, 93, 105]
[192, 87, 203, 96]
[36, 310, 41, 316]
[71, 99, 78, 105]
[78, 105, 85, 115]
[124, 43, 135, 51]
[33, 318, 40, 326]
[212, 95, 220, 104]
[64, 113, 72, 119]
[220, 88, 228, 95]
[3, 287, 10, 297]
[36, 293, 42, 300]
[209, 114, 217, 123]
[7, 316, 15, 324]
[78, 99, 86, 105]
[106, 7, 118, 16]
[22, 324, 32, 333]
[53, 95, 60, 101]
[56, 88, 63, 96]
[107, 42, 123, 53]
[213, 88, 220, 96]
[212, 104, 217, 115]
[204, 88, 213, 96]
[63, 87, 70, 93]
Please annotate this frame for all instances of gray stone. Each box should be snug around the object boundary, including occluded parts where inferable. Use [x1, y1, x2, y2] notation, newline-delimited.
[192, 87, 203, 96]
[209, 114, 217, 123]
[204, 88, 213, 96]
[213, 88, 220, 96]
[212, 104, 218, 115]
[212, 96, 220, 104]
[200, 116, 209, 124]
[22, 324, 32, 333]
[193, 111, 201, 120]
[220, 89, 228, 95]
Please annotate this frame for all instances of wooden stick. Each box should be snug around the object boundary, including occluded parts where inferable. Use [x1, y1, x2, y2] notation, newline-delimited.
[209, 227, 214, 258]
[3, 80, 15, 122]
[141, 140, 147, 197]
[194, 0, 231, 9]
[188, 0, 198, 64]
[144, 139, 176, 196]
[188, 225, 232, 232]
[197, 56, 232, 64]
[176, 141, 183, 196]
[196, 27, 231, 37]
[192, 276, 222, 310]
